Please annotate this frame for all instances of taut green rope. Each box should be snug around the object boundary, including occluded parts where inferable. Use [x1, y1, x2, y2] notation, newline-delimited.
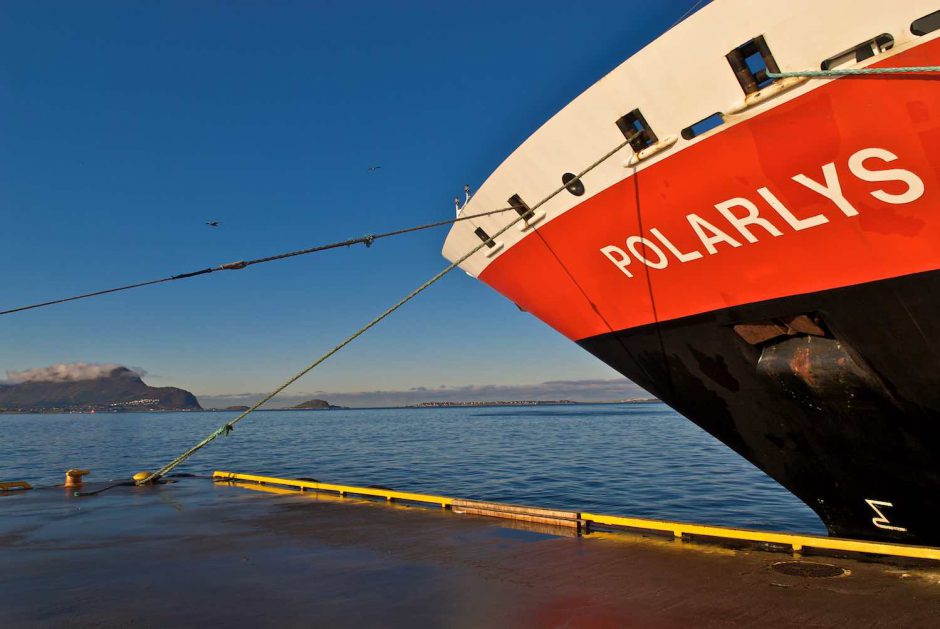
[137, 134, 638, 485]
[767, 66, 940, 79]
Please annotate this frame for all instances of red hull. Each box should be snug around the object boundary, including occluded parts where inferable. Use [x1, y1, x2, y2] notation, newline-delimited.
[479, 40, 940, 342]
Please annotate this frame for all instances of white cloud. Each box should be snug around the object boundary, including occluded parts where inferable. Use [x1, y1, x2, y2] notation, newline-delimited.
[4, 362, 145, 384]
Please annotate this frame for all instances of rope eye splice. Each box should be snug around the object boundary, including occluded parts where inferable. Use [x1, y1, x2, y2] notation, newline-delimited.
[136, 420, 239, 485]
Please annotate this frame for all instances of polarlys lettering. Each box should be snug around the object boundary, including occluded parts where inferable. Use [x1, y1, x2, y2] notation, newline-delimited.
[600, 147, 925, 278]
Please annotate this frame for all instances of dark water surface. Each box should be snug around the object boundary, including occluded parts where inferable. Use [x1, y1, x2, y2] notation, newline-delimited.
[0, 403, 825, 534]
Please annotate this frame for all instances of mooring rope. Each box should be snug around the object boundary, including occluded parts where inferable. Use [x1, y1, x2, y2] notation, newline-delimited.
[137, 134, 638, 485]
[12, 65, 939, 321]
[0, 205, 524, 317]
[767, 65, 940, 79]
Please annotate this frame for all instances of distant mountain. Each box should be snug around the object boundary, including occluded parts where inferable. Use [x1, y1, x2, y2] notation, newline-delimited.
[0, 367, 201, 412]
[290, 399, 343, 410]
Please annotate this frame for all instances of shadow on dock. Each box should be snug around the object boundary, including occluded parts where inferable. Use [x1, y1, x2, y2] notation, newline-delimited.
[2, 478, 939, 627]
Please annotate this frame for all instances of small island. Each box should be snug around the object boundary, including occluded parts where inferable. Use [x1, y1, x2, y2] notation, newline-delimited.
[290, 399, 345, 410]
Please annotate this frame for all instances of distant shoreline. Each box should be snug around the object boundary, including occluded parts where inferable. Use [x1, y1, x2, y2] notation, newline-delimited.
[406, 398, 659, 408]
[0, 399, 662, 414]
[204, 398, 661, 411]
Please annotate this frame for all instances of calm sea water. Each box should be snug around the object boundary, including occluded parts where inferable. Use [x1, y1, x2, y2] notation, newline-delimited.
[0, 403, 825, 534]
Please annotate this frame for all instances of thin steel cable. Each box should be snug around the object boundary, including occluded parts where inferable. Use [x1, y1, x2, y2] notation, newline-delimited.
[0, 205, 522, 317]
[137, 134, 636, 485]
[665, 0, 710, 32]
[0, 274, 206, 317]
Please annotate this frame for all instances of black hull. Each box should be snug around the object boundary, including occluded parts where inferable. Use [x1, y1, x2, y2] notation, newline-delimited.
[578, 270, 940, 545]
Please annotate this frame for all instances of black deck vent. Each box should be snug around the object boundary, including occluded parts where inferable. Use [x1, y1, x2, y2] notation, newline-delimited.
[615, 109, 657, 152]
[474, 227, 496, 248]
[508, 194, 535, 221]
[912, 10, 940, 36]
[727, 35, 780, 94]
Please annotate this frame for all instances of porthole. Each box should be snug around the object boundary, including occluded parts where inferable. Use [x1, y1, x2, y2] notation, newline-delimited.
[912, 10, 940, 36]
[681, 112, 723, 140]
[821, 34, 893, 70]
[562, 173, 585, 196]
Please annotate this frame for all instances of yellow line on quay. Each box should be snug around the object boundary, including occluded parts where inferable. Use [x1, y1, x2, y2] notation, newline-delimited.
[580, 512, 940, 561]
[213, 471, 453, 508]
[213, 471, 940, 562]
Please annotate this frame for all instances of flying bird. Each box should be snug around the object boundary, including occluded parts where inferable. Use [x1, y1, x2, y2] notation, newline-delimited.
[368, 165, 382, 172]
[205, 221, 220, 227]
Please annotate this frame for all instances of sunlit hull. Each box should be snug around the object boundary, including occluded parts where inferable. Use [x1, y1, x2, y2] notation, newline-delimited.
[444, 0, 940, 543]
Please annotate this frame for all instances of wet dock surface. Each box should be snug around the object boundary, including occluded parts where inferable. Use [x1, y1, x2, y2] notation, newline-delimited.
[2, 478, 939, 628]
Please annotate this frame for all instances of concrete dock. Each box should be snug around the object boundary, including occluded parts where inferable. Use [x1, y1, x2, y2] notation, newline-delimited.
[2, 477, 939, 627]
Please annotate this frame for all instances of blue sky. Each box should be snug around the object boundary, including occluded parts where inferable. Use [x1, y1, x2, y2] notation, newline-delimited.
[1, 1, 692, 402]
